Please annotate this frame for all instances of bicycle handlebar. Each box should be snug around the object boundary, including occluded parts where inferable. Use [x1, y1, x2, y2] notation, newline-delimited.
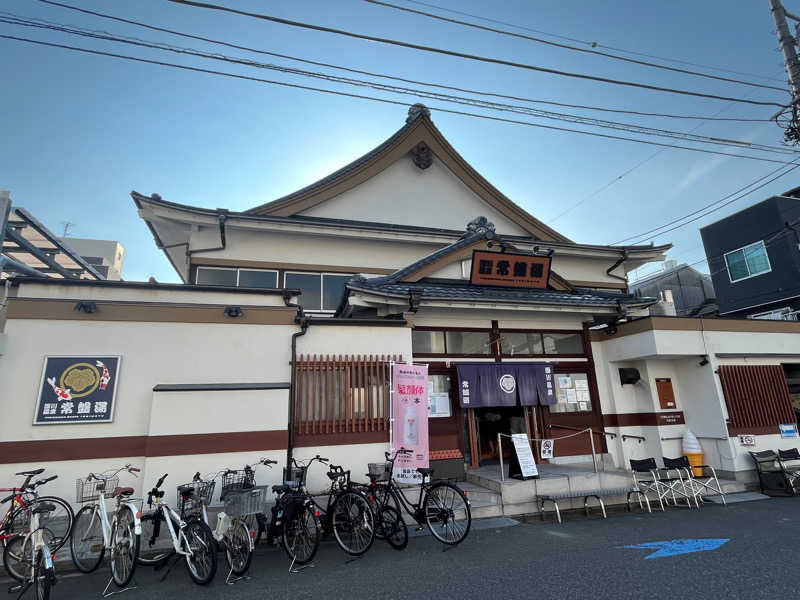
[385, 448, 413, 462]
[156, 473, 168, 489]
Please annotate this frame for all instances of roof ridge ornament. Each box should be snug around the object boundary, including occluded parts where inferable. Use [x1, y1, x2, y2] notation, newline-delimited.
[466, 216, 496, 238]
[406, 103, 431, 124]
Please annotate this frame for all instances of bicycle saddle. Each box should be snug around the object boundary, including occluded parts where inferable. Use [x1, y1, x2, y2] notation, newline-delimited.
[32, 503, 56, 515]
[416, 467, 434, 476]
[112, 487, 135, 498]
[16, 468, 44, 477]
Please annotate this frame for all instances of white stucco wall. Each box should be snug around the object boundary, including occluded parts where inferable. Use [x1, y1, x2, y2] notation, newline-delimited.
[298, 156, 531, 236]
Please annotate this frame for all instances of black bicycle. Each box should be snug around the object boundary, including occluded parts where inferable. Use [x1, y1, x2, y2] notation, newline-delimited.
[292, 456, 375, 556]
[369, 449, 472, 546]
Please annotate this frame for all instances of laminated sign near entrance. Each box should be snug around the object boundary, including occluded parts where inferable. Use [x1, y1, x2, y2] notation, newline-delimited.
[509, 433, 538, 480]
[540, 439, 554, 459]
[392, 363, 429, 484]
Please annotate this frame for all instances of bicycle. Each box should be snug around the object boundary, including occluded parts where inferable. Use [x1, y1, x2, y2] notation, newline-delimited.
[5, 500, 57, 600]
[69, 464, 142, 590]
[1, 470, 73, 582]
[1, 469, 73, 564]
[218, 458, 321, 566]
[177, 462, 277, 581]
[291, 455, 375, 557]
[369, 448, 472, 546]
[136, 473, 217, 585]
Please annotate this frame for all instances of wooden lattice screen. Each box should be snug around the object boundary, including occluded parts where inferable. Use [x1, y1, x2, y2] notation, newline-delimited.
[718, 365, 795, 435]
[293, 354, 401, 436]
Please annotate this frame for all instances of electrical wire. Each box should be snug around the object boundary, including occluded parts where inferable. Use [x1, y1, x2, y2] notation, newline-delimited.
[165, 0, 786, 108]
[611, 158, 800, 245]
[4, 14, 794, 158]
[3, 33, 797, 167]
[399, 0, 787, 85]
[31, 0, 773, 123]
[363, 0, 787, 92]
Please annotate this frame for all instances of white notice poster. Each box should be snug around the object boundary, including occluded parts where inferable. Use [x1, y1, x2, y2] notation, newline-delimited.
[511, 433, 539, 478]
[577, 390, 590, 403]
[566, 389, 578, 403]
[540, 439, 554, 459]
[575, 379, 589, 391]
[428, 392, 451, 418]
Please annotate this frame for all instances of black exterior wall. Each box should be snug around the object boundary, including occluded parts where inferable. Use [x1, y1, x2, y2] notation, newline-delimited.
[701, 194, 800, 316]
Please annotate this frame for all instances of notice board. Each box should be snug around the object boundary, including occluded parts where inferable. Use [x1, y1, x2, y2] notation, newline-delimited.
[508, 433, 539, 480]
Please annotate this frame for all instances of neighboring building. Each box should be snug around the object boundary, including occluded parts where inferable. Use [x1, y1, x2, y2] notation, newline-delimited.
[629, 260, 716, 316]
[701, 188, 800, 320]
[59, 237, 125, 280]
[4, 106, 800, 505]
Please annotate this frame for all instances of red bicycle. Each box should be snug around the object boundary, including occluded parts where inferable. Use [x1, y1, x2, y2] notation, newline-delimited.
[1, 468, 74, 581]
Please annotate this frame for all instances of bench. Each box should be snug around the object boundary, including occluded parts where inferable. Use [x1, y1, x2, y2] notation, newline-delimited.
[538, 487, 647, 524]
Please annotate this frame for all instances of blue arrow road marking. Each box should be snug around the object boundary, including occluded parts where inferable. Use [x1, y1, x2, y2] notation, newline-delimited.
[621, 538, 729, 559]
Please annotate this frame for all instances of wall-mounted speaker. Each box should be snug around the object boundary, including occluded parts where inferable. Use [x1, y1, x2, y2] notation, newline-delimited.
[619, 368, 641, 385]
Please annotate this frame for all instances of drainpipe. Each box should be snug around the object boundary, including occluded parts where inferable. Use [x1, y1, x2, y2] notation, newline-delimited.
[606, 250, 629, 283]
[186, 209, 229, 256]
[284, 291, 308, 471]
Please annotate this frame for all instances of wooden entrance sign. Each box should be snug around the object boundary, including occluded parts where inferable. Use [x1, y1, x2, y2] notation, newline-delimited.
[469, 250, 551, 289]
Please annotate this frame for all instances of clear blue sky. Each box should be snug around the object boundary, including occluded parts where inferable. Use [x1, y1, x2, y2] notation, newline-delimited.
[1, 0, 795, 282]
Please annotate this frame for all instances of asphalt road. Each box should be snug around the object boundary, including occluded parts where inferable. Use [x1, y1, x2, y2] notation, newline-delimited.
[6, 496, 800, 599]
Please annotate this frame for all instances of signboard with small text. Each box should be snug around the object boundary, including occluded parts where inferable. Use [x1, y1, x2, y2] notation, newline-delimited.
[780, 423, 798, 439]
[34, 356, 121, 424]
[469, 250, 551, 289]
[508, 433, 539, 480]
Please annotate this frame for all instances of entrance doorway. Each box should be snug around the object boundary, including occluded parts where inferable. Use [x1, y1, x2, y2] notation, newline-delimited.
[475, 406, 527, 464]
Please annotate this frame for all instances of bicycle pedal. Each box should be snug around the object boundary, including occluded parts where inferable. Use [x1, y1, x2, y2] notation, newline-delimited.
[7, 584, 22, 594]
[415, 526, 424, 531]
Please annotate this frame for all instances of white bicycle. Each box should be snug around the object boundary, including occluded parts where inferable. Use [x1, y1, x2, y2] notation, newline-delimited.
[69, 464, 142, 590]
[6, 500, 57, 600]
[136, 473, 217, 585]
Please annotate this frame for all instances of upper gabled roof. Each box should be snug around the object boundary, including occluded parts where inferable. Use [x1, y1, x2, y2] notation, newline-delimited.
[246, 104, 571, 242]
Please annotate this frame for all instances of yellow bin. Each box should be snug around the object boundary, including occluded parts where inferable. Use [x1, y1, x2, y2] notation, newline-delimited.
[684, 452, 704, 477]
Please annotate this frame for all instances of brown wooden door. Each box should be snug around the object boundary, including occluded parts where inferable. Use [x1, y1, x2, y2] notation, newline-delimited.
[426, 365, 468, 463]
[540, 364, 606, 457]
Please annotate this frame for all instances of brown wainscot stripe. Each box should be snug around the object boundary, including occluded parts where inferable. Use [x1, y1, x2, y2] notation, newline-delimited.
[603, 411, 685, 428]
[0, 430, 287, 465]
[6, 298, 296, 325]
[728, 424, 782, 436]
[294, 431, 389, 447]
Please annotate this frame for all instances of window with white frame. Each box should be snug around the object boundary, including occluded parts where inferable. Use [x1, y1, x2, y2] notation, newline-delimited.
[284, 272, 351, 312]
[195, 266, 278, 289]
[724, 240, 771, 283]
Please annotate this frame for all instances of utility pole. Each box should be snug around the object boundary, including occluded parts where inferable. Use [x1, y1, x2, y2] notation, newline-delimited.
[769, 0, 800, 142]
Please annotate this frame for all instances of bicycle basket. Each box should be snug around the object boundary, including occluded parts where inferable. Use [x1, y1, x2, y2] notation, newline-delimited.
[220, 470, 255, 500]
[177, 480, 215, 516]
[224, 486, 269, 518]
[367, 462, 391, 482]
[76, 477, 119, 503]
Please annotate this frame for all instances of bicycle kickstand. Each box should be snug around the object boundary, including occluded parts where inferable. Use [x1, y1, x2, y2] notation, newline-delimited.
[10, 580, 31, 600]
[225, 566, 250, 586]
[288, 554, 315, 574]
[102, 575, 138, 598]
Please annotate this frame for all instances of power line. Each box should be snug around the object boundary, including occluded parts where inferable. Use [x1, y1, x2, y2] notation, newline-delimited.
[165, 0, 786, 108]
[5, 14, 795, 158]
[363, 0, 787, 92]
[4, 33, 797, 167]
[612, 158, 800, 245]
[550, 92, 769, 223]
[399, 0, 787, 85]
[33, 0, 772, 124]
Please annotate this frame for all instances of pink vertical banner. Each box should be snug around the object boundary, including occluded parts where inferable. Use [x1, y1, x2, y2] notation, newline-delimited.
[392, 363, 429, 484]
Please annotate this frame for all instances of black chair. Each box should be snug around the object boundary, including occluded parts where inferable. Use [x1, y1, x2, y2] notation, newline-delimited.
[777, 448, 800, 493]
[629, 458, 696, 511]
[663, 456, 725, 506]
[749, 450, 794, 496]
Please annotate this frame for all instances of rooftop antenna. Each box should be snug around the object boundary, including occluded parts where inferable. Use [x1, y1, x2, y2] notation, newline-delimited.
[60, 221, 75, 237]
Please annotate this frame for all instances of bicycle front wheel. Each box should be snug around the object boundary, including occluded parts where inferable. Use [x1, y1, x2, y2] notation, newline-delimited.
[9, 496, 73, 553]
[282, 504, 321, 565]
[70, 505, 105, 573]
[137, 512, 173, 566]
[182, 520, 217, 585]
[423, 482, 471, 545]
[110, 506, 139, 588]
[224, 518, 253, 576]
[332, 490, 375, 556]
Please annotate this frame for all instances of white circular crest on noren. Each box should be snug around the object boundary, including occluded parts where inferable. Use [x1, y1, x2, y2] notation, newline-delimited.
[499, 374, 516, 394]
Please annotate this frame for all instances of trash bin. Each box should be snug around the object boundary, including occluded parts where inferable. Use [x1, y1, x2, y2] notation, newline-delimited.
[682, 429, 703, 477]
